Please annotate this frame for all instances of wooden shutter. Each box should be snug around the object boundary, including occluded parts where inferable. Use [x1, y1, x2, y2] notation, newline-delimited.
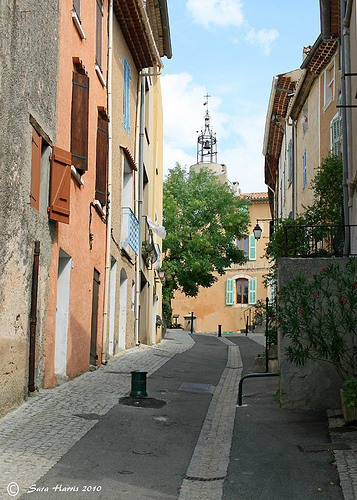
[30, 128, 42, 211]
[288, 139, 293, 182]
[226, 278, 234, 305]
[95, 116, 108, 207]
[71, 72, 89, 173]
[249, 234, 256, 261]
[331, 115, 341, 156]
[49, 147, 71, 224]
[248, 277, 257, 305]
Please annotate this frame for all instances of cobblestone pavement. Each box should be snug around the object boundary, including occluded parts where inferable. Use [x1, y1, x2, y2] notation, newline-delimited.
[178, 337, 243, 500]
[0, 330, 194, 500]
[328, 409, 357, 500]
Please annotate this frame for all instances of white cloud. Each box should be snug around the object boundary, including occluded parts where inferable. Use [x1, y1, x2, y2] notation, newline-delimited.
[186, 0, 244, 28]
[245, 28, 279, 55]
[161, 72, 267, 192]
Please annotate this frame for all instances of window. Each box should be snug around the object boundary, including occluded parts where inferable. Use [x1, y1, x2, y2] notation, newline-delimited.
[71, 71, 89, 173]
[72, 0, 85, 39]
[30, 126, 51, 217]
[237, 238, 248, 258]
[302, 150, 307, 190]
[324, 62, 334, 107]
[123, 57, 131, 134]
[226, 277, 257, 306]
[301, 103, 308, 137]
[237, 278, 249, 304]
[95, 115, 108, 208]
[331, 112, 342, 156]
[96, 0, 103, 71]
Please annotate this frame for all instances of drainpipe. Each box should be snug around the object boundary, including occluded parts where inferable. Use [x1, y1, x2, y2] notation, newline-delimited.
[102, 0, 113, 362]
[341, 0, 351, 255]
[29, 241, 40, 392]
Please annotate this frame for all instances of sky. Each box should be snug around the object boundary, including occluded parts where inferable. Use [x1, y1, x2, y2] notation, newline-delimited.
[161, 0, 321, 193]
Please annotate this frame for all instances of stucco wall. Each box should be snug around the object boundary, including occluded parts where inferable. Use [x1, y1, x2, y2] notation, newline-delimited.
[278, 257, 348, 409]
[0, 2, 60, 415]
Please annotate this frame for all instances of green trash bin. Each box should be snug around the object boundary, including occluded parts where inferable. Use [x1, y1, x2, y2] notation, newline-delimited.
[130, 370, 148, 397]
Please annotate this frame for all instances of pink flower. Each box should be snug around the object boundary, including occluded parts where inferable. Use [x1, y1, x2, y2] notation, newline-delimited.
[322, 268, 326, 273]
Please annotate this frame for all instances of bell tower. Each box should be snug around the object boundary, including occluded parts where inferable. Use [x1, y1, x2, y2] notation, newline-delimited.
[197, 94, 217, 164]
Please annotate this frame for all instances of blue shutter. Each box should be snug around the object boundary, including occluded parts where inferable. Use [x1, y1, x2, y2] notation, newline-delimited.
[123, 57, 131, 134]
[248, 277, 257, 305]
[226, 278, 234, 305]
[249, 234, 256, 261]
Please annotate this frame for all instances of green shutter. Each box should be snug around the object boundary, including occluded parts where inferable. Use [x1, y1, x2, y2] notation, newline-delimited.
[226, 278, 234, 305]
[331, 115, 341, 156]
[248, 277, 257, 305]
[249, 234, 256, 261]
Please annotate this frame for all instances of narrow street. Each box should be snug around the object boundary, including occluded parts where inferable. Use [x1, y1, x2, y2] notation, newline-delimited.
[0, 330, 345, 499]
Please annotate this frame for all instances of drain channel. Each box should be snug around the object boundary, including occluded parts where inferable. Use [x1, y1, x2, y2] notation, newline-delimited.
[298, 442, 352, 452]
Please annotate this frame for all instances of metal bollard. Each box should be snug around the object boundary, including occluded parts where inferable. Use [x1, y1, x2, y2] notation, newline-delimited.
[130, 370, 148, 397]
[218, 325, 222, 337]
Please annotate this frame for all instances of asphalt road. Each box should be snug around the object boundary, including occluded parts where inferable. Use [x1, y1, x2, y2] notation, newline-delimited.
[18, 334, 343, 500]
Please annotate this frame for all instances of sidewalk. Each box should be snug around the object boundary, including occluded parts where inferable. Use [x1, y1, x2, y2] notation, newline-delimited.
[0, 330, 356, 499]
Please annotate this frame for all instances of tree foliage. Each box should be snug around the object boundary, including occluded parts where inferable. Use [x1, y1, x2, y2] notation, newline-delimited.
[162, 164, 249, 299]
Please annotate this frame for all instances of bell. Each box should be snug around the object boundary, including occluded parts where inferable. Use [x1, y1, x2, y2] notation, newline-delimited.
[203, 140, 210, 149]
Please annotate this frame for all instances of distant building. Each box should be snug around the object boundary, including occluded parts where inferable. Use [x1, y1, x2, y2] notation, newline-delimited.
[171, 104, 271, 333]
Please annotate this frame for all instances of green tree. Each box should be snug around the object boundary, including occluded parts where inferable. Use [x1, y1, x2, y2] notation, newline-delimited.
[162, 164, 249, 302]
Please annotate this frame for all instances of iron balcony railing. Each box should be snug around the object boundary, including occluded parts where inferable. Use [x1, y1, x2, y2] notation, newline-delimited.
[121, 207, 139, 256]
[282, 224, 357, 258]
[142, 216, 158, 268]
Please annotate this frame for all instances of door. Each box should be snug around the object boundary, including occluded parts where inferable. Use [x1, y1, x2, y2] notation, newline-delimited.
[118, 268, 127, 349]
[108, 258, 117, 356]
[90, 269, 100, 365]
[54, 249, 71, 383]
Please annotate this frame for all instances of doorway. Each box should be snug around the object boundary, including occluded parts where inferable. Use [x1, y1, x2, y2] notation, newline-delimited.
[54, 249, 71, 383]
[108, 257, 117, 356]
[118, 268, 127, 349]
[90, 269, 100, 365]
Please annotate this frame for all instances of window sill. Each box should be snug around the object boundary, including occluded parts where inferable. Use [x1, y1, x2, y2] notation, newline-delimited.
[71, 165, 84, 186]
[94, 199, 106, 218]
[95, 64, 106, 87]
[72, 11, 86, 40]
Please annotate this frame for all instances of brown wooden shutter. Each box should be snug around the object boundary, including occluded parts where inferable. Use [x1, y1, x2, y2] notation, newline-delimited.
[49, 146, 71, 224]
[30, 128, 41, 211]
[95, 116, 108, 207]
[71, 72, 89, 173]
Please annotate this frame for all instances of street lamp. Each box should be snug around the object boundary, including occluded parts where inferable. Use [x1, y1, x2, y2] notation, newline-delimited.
[253, 222, 263, 240]
[253, 219, 274, 240]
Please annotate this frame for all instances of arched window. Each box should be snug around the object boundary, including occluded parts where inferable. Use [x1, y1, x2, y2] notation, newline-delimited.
[236, 278, 249, 304]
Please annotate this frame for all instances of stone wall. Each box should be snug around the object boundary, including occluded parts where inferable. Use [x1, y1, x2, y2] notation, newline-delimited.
[0, 1, 60, 415]
[278, 257, 349, 409]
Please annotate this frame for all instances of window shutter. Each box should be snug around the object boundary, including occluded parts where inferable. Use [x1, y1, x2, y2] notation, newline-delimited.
[226, 278, 234, 305]
[123, 57, 131, 134]
[248, 277, 257, 305]
[49, 146, 71, 224]
[249, 234, 256, 261]
[95, 116, 108, 207]
[331, 115, 341, 156]
[71, 72, 89, 173]
[30, 128, 42, 211]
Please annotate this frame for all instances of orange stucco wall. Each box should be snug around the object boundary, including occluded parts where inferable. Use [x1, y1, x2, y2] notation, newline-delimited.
[45, 1, 108, 387]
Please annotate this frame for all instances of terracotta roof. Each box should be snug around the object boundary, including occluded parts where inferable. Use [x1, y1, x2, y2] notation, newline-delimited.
[241, 192, 269, 200]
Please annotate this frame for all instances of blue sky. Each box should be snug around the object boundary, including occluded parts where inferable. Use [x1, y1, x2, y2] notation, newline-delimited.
[161, 0, 321, 193]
